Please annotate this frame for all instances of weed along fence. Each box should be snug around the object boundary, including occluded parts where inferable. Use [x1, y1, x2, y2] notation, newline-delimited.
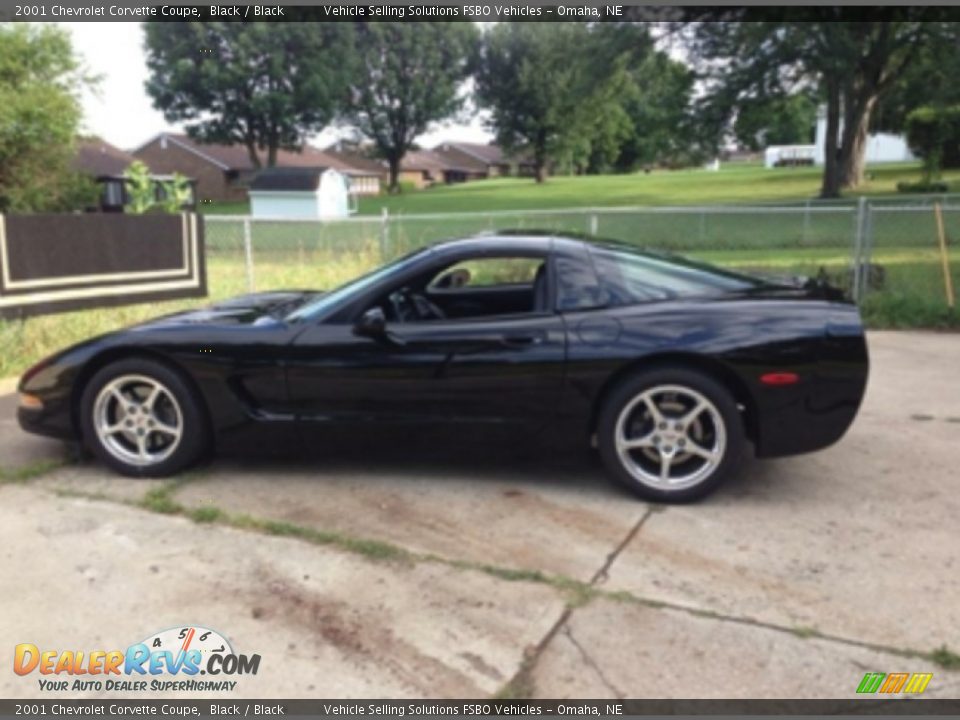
[203, 196, 960, 326]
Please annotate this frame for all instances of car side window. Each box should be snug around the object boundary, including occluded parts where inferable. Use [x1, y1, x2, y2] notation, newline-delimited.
[589, 246, 759, 305]
[555, 250, 607, 311]
[429, 257, 542, 290]
[377, 255, 550, 323]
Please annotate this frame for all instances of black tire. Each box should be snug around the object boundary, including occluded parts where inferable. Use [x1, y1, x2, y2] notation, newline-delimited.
[79, 357, 209, 478]
[596, 367, 745, 503]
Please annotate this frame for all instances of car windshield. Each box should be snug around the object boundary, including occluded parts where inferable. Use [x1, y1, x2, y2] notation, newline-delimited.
[286, 248, 430, 322]
[589, 243, 769, 304]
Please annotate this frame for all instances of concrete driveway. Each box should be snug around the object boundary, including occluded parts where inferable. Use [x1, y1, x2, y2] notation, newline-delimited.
[0, 331, 958, 700]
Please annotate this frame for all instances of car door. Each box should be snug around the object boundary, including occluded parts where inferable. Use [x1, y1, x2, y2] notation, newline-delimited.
[285, 257, 567, 427]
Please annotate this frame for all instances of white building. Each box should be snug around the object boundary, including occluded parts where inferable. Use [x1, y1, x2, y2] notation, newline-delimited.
[248, 167, 356, 219]
[765, 106, 915, 168]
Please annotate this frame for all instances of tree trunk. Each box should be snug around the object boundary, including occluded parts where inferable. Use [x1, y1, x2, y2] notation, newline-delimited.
[245, 143, 262, 170]
[267, 143, 278, 168]
[533, 144, 547, 183]
[820, 80, 842, 199]
[533, 129, 548, 183]
[839, 95, 876, 189]
[388, 155, 402, 193]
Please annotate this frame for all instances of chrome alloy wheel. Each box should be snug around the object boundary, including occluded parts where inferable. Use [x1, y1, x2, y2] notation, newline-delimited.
[614, 384, 727, 490]
[92, 374, 183, 467]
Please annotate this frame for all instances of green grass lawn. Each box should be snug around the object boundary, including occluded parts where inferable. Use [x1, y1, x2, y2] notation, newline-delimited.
[358, 162, 960, 215]
[200, 162, 960, 218]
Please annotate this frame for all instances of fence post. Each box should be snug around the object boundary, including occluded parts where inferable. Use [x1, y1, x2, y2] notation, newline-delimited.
[861, 202, 876, 302]
[934, 202, 956, 310]
[242, 217, 255, 293]
[589, 213, 598, 236]
[851, 197, 868, 303]
[379, 207, 389, 260]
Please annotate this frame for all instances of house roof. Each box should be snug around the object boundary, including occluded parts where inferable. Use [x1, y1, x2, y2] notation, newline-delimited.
[136, 133, 381, 177]
[72, 137, 140, 178]
[400, 149, 476, 174]
[322, 143, 386, 175]
[249, 167, 333, 192]
[433, 141, 507, 166]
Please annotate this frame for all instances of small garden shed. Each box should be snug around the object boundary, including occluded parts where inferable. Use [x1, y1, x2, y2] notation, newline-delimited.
[248, 167, 354, 219]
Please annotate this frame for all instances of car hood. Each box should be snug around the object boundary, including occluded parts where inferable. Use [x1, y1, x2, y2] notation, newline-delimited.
[134, 290, 320, 328]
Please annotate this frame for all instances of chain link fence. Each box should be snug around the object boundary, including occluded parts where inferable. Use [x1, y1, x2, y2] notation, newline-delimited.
[204, 196, 960, 326]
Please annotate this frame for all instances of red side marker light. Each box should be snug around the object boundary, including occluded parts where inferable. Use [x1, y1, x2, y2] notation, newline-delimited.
[760, 372, 800, 386]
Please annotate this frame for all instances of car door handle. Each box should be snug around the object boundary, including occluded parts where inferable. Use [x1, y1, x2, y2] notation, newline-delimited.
[500, 333, 544, 347]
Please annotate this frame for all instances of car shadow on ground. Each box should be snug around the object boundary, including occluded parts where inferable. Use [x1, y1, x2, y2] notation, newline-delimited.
[204, 425, 793, 504]
[213, 425, 607, 486]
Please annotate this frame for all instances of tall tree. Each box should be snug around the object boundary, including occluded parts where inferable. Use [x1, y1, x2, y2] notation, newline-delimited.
[684, 12, 951, 197]
[872, 22, 960, 134]
[615, 51, 697, 170]
[342, 22, 478, 193]
[475, 23, 635, 183]
[0, 24, 97, 212]
[144, 22, 353, 168]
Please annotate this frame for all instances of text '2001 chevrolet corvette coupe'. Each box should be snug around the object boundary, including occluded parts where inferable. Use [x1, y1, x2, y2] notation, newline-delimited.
[18, 234, 868, 502]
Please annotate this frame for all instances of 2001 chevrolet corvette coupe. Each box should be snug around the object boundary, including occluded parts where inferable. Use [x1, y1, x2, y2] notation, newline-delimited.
[18, 234, 869, 501]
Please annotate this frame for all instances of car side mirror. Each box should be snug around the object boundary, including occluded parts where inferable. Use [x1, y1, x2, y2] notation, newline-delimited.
[355, 307, 387, 338]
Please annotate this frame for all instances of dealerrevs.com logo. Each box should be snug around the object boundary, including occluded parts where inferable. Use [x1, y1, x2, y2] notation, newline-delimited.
[14, 626, 261, 693]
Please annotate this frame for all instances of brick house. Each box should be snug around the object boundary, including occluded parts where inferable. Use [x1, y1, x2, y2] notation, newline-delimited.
[132, 133, 382, 203]
[72, 136, 195, 212]
[396, 149, 486, 188]
[431, 141, 538, 178]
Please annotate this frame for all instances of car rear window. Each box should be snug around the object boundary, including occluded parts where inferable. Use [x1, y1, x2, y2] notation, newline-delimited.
[589, 245, 763, 305]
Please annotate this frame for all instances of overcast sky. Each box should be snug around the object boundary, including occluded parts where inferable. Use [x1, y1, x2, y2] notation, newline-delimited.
[62, 22, 493, 151]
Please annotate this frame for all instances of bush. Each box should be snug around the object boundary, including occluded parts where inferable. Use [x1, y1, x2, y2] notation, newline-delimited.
[904, 105, 960, 173]
[897, 180, 951, 194]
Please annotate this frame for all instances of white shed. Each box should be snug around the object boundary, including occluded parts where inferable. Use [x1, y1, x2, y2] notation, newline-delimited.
[248, 167, 355, 219]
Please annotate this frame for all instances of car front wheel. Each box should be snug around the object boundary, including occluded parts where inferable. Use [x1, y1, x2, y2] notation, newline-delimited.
[80, 358, 208, 478]
[597, 368, 745, 502]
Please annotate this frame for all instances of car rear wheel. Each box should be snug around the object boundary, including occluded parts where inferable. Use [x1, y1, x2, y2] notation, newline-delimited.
[80, 358, 209, 478]
[597, 368, 744, 502]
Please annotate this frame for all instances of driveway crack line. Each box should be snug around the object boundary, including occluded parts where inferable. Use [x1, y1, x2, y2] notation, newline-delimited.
[591, 507, 655, 585]
[561, 625, 625, 699]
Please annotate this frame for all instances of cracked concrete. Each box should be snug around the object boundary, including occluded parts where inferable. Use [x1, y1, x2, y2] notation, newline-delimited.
[530, 597, 936, 699]
[0, 485, 566, 699]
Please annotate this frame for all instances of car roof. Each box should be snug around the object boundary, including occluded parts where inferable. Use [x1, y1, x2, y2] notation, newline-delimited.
[429, 232, 585, 257]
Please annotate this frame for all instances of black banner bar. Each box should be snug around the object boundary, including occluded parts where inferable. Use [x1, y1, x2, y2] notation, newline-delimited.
[1, 699, 960, 717]
[3, 3, 960, 23]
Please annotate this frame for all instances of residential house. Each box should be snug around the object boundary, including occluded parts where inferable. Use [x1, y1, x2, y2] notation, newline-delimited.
[322, 142, 385, 196]
[132, 133, 383, 203]
[396, 149, 486, 188]
[432, 141, 539, 179]
[431, 141, 510, 178]
[72, 136, 196, 212]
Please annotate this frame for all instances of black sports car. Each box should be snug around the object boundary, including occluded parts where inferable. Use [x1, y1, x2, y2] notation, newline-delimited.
[18, 234, 869, 501]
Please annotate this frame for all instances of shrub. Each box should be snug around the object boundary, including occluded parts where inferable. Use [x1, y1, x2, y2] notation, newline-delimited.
[904, 105, 960, 176]
[897, 180, 951, 194]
